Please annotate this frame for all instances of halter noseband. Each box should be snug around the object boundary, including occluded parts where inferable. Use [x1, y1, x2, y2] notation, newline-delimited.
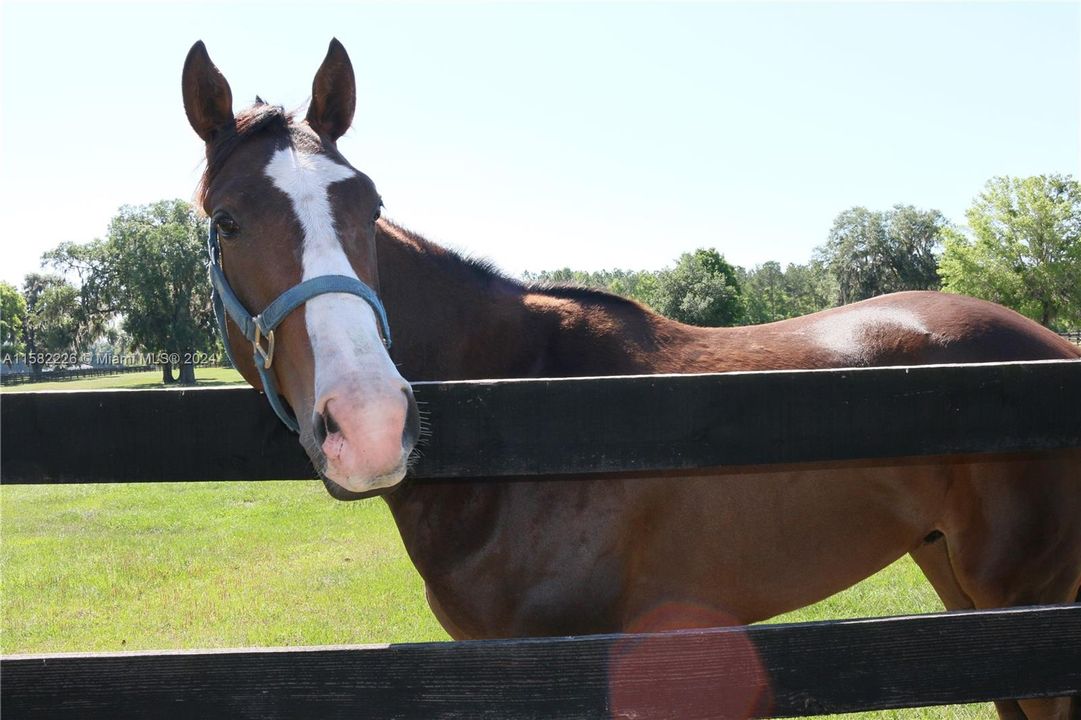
[207, 221, 392, 433]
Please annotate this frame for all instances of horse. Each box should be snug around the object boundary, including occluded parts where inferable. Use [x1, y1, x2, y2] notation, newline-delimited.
[182, 39, 1081, 719]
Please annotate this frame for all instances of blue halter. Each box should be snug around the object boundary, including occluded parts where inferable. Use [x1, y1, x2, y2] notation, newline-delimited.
[206, 221, 392, 433]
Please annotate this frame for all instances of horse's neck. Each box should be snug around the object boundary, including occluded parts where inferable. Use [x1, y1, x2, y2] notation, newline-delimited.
[373, 222, 760, 595]
[376, 222, 540, 380]
[374, 223, 538, 588]
[377, 221, 724, 380]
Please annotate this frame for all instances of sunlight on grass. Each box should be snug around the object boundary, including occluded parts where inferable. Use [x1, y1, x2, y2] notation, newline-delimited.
[1, 483, 446, 653]
[768, 555, 942, 624]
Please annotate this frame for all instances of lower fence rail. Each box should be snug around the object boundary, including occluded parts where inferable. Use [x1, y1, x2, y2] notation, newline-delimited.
[3, 605, 1079, 719]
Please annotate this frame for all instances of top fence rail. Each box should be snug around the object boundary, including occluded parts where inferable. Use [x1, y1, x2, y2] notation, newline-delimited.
[3, 360, 1078, 485]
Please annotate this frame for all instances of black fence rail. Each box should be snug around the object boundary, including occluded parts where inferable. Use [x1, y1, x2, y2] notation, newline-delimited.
[4, 606, 1079, 720]
[0, 364, 155, 387]
[4, 360, 1078, 484]
[1061, 330, 1081, 345]
[2, 359, 1080, 718]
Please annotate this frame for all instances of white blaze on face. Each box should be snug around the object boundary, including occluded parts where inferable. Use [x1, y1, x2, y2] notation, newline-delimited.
[265, 146, 410, 492]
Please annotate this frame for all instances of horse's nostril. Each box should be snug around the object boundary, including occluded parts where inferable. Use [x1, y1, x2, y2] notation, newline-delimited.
[313, 411, 328, 446]
[313, 407, 341, 446]
[324, 406, 341, 436]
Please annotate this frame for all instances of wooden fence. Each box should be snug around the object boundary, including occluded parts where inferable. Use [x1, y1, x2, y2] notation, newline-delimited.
[0, 364, 154, 387]
[2, 359, 1080, 718]
[1061, 330, 1081, 345]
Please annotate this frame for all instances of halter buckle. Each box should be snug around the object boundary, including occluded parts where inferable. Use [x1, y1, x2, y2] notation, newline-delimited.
[253, 318, 275, 370]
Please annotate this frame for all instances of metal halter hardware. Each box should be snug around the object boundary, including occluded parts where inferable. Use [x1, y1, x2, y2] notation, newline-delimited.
[206, 221, 392, 433]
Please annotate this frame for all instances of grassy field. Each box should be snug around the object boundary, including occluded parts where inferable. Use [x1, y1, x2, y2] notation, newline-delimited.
[2, 479, 952, 654]
[0, 481, 995, 719]
[0, 366, 245, 392]
[1, 482, 442, 652]
[0, 370, 994, 717]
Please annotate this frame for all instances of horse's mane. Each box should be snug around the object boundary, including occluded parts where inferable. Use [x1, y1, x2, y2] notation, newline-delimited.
[380, 219, 520, 293]
[526, 283, 650, 312]
[197, 102, 295, 206]
[380, 219, 649, 313]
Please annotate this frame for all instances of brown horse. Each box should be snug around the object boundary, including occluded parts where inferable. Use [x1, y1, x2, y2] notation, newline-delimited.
[183, 40, 1080, 718]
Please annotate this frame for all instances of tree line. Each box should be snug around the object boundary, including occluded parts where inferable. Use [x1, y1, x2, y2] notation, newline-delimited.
[526, 175, 1081, 331]
[2, 200, 215, 384]
[2, 174, 1078, 384]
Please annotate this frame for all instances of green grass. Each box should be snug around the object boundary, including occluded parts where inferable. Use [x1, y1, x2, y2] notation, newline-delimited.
[1, 482, 445, 652]
[0, 367, 245, 392]
[0, 482, 996, 719]
[4, 481, 951, 654]
[769, 557, 942, 625]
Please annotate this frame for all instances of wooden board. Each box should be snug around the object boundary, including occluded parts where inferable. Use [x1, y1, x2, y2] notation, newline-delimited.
[2, 360, 1079, 484]
[3, 605, 1079, 719]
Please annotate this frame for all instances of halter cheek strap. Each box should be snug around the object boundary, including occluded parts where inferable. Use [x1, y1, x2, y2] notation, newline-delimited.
[207, 222, 392, 433]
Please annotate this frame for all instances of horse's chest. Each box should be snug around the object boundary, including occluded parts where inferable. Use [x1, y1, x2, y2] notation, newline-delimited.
[402, 481, 633, 638]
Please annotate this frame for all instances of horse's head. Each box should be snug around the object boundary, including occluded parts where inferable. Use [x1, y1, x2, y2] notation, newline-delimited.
[182, 39, 419, 500]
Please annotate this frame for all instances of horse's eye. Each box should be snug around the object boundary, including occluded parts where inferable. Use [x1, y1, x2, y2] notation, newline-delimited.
[373, 202, 383, 223]
[215, 214, 240, 238]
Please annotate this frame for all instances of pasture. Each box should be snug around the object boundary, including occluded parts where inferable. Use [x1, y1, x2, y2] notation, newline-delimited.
[1, 480, 993, 719]
[1, 480, 946, 653]
[0, 366, 244, 392]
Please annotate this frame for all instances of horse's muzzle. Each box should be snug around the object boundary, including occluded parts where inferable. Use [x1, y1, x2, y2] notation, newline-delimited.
[309, 385, 419, 499]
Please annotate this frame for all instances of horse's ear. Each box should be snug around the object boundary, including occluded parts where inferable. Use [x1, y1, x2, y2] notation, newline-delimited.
[182, 41, 234, 143]
[306, 38, 356, 142]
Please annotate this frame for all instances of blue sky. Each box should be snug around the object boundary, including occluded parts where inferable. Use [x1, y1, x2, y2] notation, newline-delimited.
[2, 2, 1078, 287]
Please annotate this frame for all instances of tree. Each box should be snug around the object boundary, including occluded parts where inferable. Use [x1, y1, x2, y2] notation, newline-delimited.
[43, 238, 116, 346]
[45, 200, 216, 384]
[650, 248, 744, 327]
[817, 205, 946, 304]
[780, 261, 837, 318]
[21, 274, 81, 377]
[605, 269, 658, 307]
[939, 175, 1081, 329]
[740, 261, 838, 325]
[522, 267, 659, 309]
[525, 250, 746, 327]
[741, 261, 788, 324]
[1, 281, 27, 365]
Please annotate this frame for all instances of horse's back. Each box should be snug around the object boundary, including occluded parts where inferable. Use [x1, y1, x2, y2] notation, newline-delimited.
[772, 291, 1080, 368]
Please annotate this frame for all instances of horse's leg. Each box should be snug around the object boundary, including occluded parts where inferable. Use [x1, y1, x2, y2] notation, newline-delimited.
[937, 455, 1081, 720]
[951, 533, 1081, 720]
[911, 535, 1027, 720]
[909, 532, 975, 611]
[955, 562, 1079, 720]
[424, 583, 472, 640]
[910, 536, 1027, 719]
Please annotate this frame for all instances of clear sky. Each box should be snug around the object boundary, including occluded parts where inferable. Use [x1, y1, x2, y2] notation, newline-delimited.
[2, 1, 1078, 287]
